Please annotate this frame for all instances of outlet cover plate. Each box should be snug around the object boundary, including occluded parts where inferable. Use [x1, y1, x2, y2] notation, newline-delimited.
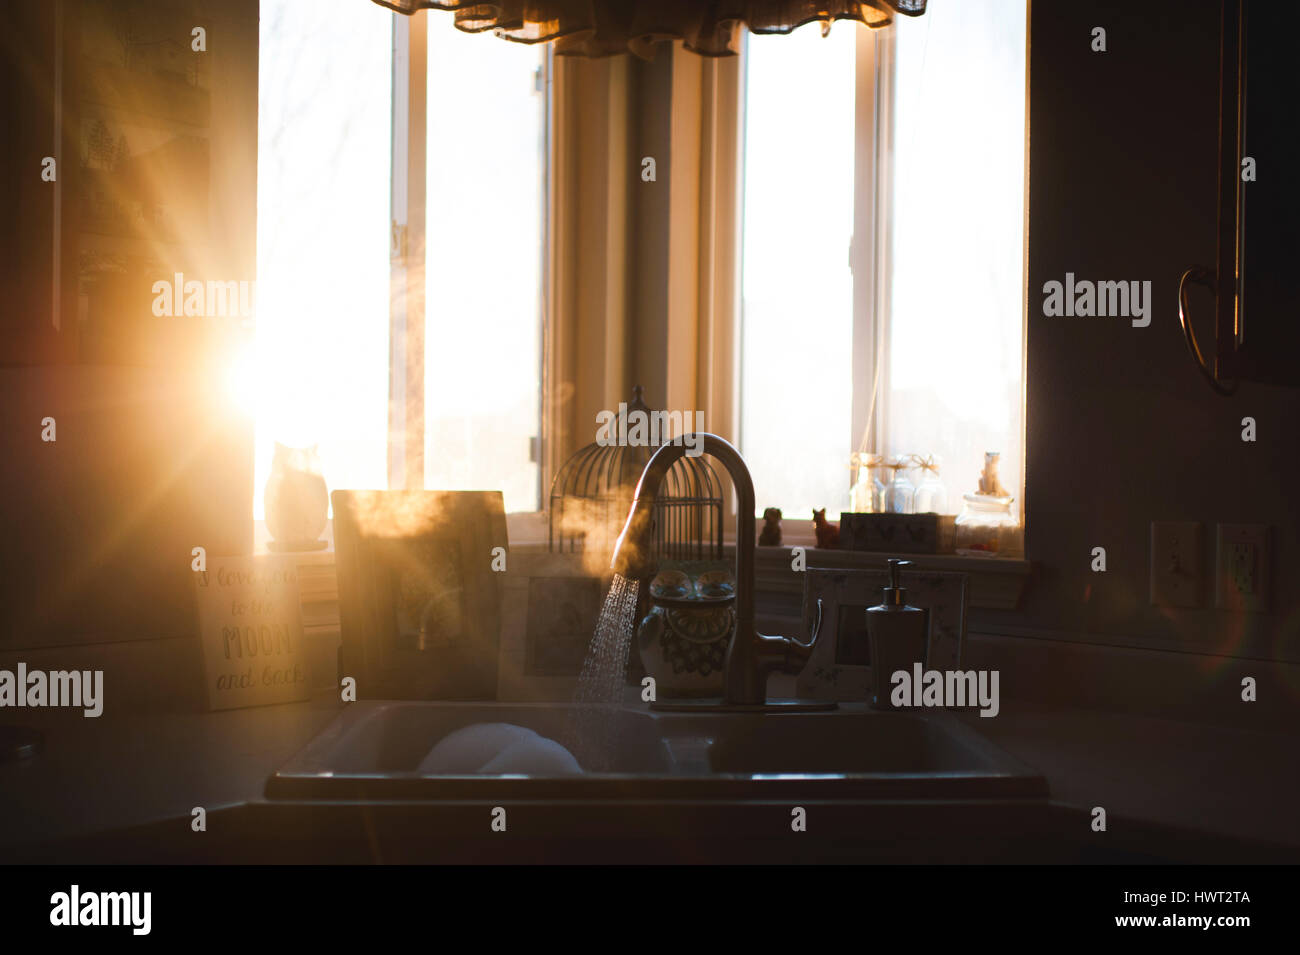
[1215, 523, 1272, 613]
[1149, 521, 1202, 608]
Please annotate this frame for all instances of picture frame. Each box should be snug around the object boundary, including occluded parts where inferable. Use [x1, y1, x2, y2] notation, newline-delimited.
[332, 490, 507, 700]
[795, 567, 968, 702]
[496, 551, 605, 701]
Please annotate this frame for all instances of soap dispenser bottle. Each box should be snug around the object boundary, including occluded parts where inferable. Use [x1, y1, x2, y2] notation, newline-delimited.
[865, 559, 930, 710]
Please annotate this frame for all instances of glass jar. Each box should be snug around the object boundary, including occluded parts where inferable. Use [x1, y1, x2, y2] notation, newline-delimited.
[883, 456, 915, 514]
[911, 454, 948, 514]
[849, 452, 886, 512]
[954, 493, 1019, 556]
[870, 456, 887, 512]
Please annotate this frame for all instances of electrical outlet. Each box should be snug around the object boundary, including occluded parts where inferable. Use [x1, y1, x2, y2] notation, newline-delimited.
[1216, 523, 1272, 613]
[1149, 521, 1203, 608]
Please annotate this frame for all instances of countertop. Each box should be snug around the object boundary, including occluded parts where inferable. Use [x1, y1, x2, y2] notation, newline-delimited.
[1, 693, 1296, 861]
[956, 702, 1300, 858]
[0, 697, 343, 853]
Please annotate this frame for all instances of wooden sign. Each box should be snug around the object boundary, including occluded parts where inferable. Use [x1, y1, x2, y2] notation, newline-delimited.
[194, 555, 310, 710]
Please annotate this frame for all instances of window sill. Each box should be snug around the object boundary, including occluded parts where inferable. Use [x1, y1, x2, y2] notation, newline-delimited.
[251, 511, 551, 556]
[252, 520, 335, 561]
[748, 544, 1031, 611]
[245, 520, 1030, 630]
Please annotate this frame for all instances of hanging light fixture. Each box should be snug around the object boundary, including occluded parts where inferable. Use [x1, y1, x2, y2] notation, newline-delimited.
[368, 1, 926, 58]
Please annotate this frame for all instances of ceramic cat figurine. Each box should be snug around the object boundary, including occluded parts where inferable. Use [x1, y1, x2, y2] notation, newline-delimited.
[265, 442, 328, 547]
[977, 451, 1010, 498]
[812, 508, 840, 549]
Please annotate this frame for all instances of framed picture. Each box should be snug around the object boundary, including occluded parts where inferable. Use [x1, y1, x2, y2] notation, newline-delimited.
[497, 551, 604, 701]
[332, 490, 507, 700]
[796, 567, 968, 702]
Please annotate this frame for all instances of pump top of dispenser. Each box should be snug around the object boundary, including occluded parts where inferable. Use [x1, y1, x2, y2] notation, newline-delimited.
[879, 558, 912, 608]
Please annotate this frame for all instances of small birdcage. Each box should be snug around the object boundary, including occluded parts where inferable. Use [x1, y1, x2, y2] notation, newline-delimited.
[548, 386, 724, 566]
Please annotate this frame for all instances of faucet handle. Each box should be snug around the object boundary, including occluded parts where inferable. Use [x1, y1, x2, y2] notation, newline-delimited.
[783, 621, 820, 672]
[756, 603, 823, 678]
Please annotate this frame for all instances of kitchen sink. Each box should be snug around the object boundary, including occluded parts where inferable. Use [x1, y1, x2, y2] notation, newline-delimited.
[266, 700, 1047, 801]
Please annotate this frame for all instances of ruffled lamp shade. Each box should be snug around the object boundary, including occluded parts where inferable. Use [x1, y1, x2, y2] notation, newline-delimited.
[369, 1, 927, 57]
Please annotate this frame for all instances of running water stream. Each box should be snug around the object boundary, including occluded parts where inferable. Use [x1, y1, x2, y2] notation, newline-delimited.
[566, 574, 640, 771]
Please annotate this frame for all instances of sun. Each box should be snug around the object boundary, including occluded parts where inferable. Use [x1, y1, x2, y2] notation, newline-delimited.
[222, 340, 259, 418]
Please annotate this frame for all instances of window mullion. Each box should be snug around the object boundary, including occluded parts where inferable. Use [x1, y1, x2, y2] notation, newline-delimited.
[874, 27, 896, 464]
[388, 11, 427, 490]
[851, 25, 893, 472]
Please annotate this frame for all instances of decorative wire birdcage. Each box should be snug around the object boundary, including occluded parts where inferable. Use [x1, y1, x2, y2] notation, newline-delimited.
[548, 386, 724, 567]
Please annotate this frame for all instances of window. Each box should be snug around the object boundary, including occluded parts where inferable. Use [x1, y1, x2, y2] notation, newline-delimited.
[740, 24, 857, 522]
[255, 0, 392, 519]
[422, 23, 545, 513]
[255, 3, 546, 524]
[740, 1, 1027, 525]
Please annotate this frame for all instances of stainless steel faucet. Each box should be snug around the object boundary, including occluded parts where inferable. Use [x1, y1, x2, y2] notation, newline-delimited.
[610, 433, 824, 708]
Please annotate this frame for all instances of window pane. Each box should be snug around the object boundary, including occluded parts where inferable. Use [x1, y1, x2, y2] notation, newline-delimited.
[886, 1, 1027, 514]
[255, 0, 392, 518]
[424, 24, 544, 512]
[741, 26, 857, 519]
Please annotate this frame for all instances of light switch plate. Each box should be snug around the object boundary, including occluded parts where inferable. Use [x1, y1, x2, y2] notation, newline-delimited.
[1215, 523, 1272, 613]
[1149, 521, 1202, 608]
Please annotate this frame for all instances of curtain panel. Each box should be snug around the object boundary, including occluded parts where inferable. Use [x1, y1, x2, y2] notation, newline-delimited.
[544, 46, 743, 497]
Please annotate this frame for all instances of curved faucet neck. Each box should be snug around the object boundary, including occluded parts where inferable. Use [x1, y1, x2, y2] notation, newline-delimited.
[631, 434, 759, 704]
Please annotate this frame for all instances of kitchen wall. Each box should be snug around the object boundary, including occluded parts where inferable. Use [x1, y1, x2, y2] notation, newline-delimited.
[4, 0, 1295, 689]
[0, 1, 258, 659]
[976, 0, 1300, 665]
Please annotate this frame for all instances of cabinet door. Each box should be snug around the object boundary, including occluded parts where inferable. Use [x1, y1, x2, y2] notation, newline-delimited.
[1217, 1, 1300, 387]
[0, 0, 258, 649]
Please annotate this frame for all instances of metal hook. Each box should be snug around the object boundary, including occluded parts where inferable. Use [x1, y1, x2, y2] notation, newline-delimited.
[808, 597, 825, 645]
[1178, 266, 1237, 396]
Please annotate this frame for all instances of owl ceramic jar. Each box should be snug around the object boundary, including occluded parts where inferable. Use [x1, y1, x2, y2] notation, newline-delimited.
[636, 563, 736, 699]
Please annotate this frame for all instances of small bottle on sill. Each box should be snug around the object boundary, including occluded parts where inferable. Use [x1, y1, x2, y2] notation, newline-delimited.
[883, 456, 915, 514]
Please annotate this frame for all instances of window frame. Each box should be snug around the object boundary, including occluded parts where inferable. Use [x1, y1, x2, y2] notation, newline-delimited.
[737, 25, 892, 546]
[874, 8, 1030, 524]
[388, 12, 551, 531]
[741, 16, 1028, 538]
